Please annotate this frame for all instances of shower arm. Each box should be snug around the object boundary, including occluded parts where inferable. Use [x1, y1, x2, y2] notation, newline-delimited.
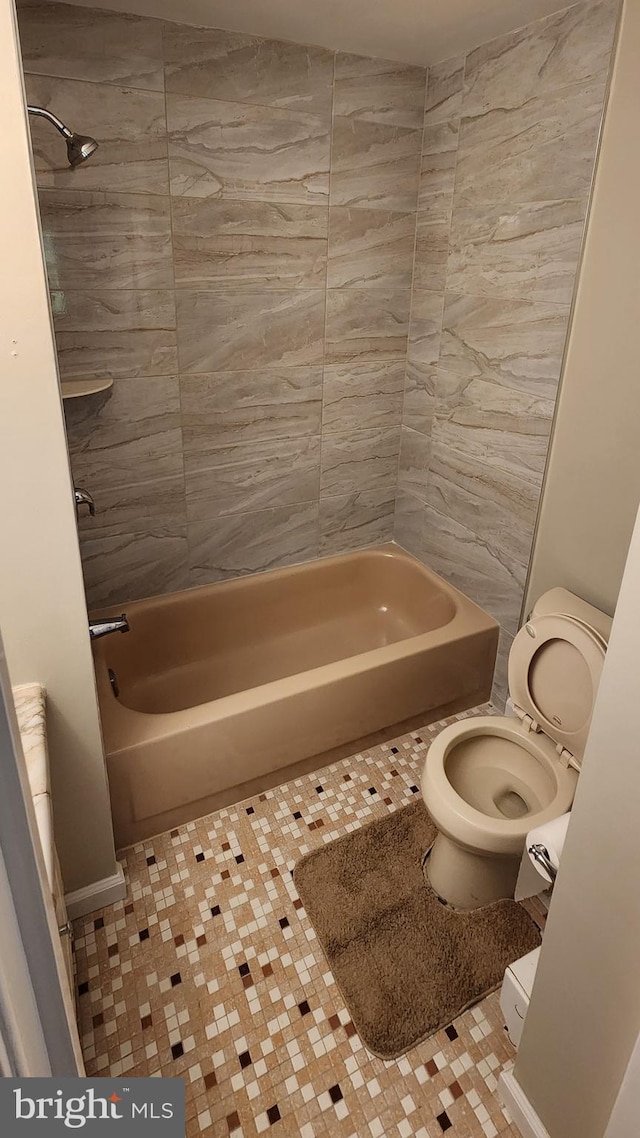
[27, 104, 73, 140]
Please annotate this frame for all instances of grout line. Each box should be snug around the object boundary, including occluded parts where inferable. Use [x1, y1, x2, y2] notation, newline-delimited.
[399, 61, 465, 542]
[319, 50, 336, 541]
[23, 69, 336, 123]
[428, 57, 467, 453]
[161, 45, 190, 562]
[68, 357, 408, 378]
[22, 67, 166, 99]
[394, 63, 429, 537]
[164, 84, 334, 123]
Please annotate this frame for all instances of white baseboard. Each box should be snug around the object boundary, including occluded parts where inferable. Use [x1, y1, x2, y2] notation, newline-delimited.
[499, 1065, 551, 1138]
[64, 863, 126, 920]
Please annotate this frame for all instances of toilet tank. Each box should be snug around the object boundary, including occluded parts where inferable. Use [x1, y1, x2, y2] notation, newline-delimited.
[530, 588, 612, 645]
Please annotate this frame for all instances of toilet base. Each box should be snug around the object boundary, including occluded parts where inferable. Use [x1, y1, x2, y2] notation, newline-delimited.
[426, 831, 521, 909]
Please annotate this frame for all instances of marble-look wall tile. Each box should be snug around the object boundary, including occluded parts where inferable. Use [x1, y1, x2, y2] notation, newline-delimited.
[77, 475, 186, 539]
[437, 260, 565, 483]
[320, 426, 400, 497]
[407, 289, 444, 368]
[393, 490, 427, 560]
[163, 24, 334, 116]
[320, 489, 395, 555]
[413, 219, 450, 293]
[440, 292, 571, 399]
[327, 207, 415, 289]
[39, 190, 173, 291]
[403, 361, 437, 437]
[51, 291, 177, 383]
[330, 118, 422, 212]
[17, 1, 164, 90]
[23, 7, 433, 604]
[492, 627, 514, 711]
[33, 6, 581, 605]
[420, 502, 526, 635]
[458, 2, 618, 208]
[172, 198, 327, 290]
[397, 0, 615, 658]
[423, 55, 465, 126]
[64, 376, 182, 488]
[403, 289, 444, 434]
[426, 442, 538, 574]
[397, 426, 431, 500]
[322, 361, 404, 433]
[167, 94, 330, 205]
[433, 372, 554, 484]
[51, 288, 175, 333]
[418, 121, 459, 219]
[325, 289, 410, 364]
[463, 1, 618, 117]
[333, 53, 426, 129]
[448, 200, 586, 305]
[24, 75, 168, 195]
[456, 78, 609, 207]
[188, 502, 320, 586]
[176, 290, 325, 373]
[81, 529, 189, 609]
[184, 436, 320, 520]
[412, 88, 460, 294]
[180, 368, 322, 448]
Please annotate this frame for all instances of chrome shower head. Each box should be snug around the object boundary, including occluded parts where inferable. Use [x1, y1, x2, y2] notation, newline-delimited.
[66, 132, 99, 167]
[27, 105, 99, 167]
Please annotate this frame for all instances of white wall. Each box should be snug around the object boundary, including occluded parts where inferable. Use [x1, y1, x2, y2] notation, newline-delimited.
[514, 14, 640, 1101]
[514, 491, 640, 1136]
[604, 1036, 640, 1138]
[0, 0, 119, 894]
[525, 0, 639, 619]
[51, 0, 569, 67]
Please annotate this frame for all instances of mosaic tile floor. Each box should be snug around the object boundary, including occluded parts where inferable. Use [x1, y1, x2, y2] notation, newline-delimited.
[73, 705, 540, 1138]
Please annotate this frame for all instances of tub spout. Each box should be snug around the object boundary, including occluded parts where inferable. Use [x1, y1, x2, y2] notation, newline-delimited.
[89, 614, 129, 640]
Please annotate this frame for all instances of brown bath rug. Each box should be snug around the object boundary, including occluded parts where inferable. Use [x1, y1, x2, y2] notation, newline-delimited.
[293, 799, 540, 1059]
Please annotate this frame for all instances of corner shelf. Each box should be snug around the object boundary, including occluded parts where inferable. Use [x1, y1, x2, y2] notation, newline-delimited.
[61, 377, 113, 400]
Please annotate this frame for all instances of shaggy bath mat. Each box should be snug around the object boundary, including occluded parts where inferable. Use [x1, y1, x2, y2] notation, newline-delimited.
[293, 799, 540, 1058]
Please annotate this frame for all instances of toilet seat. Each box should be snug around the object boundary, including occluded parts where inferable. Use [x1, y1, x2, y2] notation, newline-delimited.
[421, 589, 609, 906]
[421, 715, 578, 856]
[422, 609, 606, 856]
[508, 612, 606, 768]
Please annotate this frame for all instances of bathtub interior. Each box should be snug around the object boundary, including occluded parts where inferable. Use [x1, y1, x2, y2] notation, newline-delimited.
[98, 547, 458, 715]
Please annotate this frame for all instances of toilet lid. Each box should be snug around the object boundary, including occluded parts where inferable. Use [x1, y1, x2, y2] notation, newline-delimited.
[508, 612, 606, 767]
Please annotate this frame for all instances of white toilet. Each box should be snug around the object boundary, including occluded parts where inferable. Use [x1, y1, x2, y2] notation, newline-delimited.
[421, 588, 612, 909]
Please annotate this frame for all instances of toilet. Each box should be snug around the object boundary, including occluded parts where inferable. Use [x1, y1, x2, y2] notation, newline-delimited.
[421, 588, 612, 909]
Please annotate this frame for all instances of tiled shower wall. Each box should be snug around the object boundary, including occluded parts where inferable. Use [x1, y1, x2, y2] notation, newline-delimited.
[18, 0, 427, 607]
[394, 0, 618, 705]
[19, 0, 617, 667]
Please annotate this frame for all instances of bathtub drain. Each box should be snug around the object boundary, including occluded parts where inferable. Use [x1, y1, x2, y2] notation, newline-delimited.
[108, 668, 120, 699]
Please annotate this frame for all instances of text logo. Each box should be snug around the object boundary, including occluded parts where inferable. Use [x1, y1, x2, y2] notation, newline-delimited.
[1, 1078, 184, 1136]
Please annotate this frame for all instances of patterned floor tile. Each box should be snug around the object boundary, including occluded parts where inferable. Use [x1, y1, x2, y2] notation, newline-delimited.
[74, 705, 532, 1137]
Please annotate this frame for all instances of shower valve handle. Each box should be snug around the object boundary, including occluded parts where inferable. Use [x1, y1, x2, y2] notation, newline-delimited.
[74, 486, 95, 517]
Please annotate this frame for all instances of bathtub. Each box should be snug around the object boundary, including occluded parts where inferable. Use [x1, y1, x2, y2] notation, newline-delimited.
[92, 544, 498, 847]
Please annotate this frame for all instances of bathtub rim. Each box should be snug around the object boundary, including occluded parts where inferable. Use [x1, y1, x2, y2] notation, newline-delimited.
[92, 543, 499, 751]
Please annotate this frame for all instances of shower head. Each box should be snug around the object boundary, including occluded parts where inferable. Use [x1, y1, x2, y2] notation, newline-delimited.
[27, 105, 99, 167]
[66, 133, 99, 167]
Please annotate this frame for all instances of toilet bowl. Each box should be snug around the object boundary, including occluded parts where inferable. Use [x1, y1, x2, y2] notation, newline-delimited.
[421, 588, 612, 909]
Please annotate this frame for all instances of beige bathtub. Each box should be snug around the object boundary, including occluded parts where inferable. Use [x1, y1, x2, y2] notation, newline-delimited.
[93, 544, 498, 847]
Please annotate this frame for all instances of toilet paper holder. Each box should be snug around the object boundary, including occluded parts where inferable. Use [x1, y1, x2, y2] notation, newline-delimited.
[528, 843, 558, 882]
